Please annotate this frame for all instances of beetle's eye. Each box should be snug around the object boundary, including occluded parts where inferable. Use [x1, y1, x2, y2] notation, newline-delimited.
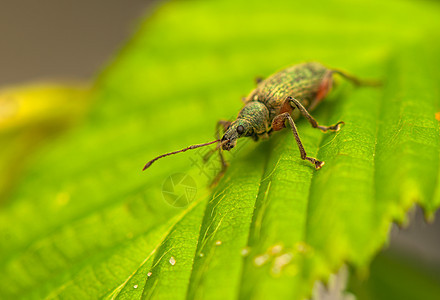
[236, 125, 244, 134]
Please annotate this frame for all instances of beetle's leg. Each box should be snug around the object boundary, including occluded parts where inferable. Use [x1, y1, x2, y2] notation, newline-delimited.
[203, 120, 231, 162]
[210, 148, 229, 187]
[203, 120, 231, 187]
[213, 121, 231, 186]
[332, 69, 382, 87]
[286, 96, 344, 133]
[272, 112, 324, 169]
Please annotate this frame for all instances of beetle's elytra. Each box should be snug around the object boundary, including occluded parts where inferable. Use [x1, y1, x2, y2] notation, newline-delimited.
[144, 62, 377, 185]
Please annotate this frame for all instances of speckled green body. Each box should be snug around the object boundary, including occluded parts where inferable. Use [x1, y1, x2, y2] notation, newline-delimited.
[245, 62, 330, 119]
[220, 62, 333, 150]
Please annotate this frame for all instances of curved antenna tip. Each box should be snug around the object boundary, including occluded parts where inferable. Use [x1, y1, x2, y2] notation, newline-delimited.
[142, 161, 153, 171]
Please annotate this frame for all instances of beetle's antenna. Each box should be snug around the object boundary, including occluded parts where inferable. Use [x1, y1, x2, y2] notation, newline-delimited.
[143, 139, 221, 171]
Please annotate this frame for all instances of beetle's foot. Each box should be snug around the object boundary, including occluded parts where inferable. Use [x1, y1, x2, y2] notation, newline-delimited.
[318, 121, 345, 133]
[315, 160, 325, 169]
[331, 121, 345, 132]
[306, 157, 325, 170]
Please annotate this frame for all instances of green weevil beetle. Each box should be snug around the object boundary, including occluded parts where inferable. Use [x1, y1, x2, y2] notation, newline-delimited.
[143, 62, 376, 185]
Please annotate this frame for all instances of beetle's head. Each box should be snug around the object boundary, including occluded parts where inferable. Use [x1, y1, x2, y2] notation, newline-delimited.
[221, 119, 254, 151]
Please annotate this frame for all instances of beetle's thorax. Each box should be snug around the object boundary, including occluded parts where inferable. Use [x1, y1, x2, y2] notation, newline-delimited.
[237, 101, 269, 133]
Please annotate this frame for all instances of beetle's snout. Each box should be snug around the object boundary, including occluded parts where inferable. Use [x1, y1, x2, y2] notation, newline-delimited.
[222, 141, 235, 151]
[221, 135, 236, 151]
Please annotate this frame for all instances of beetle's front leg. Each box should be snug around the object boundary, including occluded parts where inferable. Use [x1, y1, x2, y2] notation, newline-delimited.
[284, 96, 344, 132]
[203, 120, 231, 187]
[203, 120, 231, 162]
[272, 112, 324, 169]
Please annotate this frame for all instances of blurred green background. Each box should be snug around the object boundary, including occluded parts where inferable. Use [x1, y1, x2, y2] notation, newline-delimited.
[1, 0, 440, 299]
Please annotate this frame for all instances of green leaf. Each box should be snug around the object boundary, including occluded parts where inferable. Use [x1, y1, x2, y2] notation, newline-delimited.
[1, 0, 440, 299]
